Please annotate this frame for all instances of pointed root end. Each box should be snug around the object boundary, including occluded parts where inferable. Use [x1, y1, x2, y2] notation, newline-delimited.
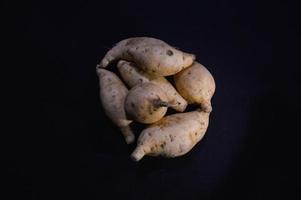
[125, 134, 135, 144]
[131, 147, 145, 162]
[120, 126, 135, 144]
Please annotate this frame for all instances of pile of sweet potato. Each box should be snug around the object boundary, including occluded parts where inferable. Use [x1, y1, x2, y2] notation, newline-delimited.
[96, 37, 215, 161]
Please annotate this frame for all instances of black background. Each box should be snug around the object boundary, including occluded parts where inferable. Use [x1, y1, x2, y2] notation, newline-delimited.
[4, 0, 300, 199]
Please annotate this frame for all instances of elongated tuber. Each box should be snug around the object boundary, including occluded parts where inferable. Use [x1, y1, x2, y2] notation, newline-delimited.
[131, 110, 210, 161]
[96, 68, 135, 144]
[125, 82, 169, 124]
[117, 60, 187, 112]
[174, 62, 215, 113]
[98, 37, 195, 77]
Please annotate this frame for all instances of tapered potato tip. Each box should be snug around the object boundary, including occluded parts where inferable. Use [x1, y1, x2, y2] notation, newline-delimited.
[201, 101, 212, 113]
[95, 65, 105, 75]
[124, 134, 135, 144]
[120, 126, 135, 144]
[99, 56, 111, 68]
[131, 146, 145, 162]
[183, 53, 196, 67]
[96, 57, 110, 69]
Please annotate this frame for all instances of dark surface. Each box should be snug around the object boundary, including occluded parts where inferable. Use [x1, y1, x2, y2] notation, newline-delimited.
[4, 0, 300, 199]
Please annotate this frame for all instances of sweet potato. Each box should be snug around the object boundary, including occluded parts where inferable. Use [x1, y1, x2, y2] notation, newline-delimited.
[96, 68, 134, 144]
[124, 82, 169, 124]
[174, 62, 215, 113]
[117, 60, 187, 112]
[98, 37, 195, 77]
[131, 109, 210, 161]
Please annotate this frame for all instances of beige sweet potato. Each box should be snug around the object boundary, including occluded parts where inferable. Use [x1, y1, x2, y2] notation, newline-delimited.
[124, 82, 169, 124]
[174, 62, 215, 113]
[117, 60, 187, 112]
[96, 68, 135, 144]
[98, 37, 195, 77]
[131, 110, 210, 161]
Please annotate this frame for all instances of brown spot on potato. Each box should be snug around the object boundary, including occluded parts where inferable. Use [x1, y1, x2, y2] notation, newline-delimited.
[131, 103, 135, 108]
[169, 135, 174, 142]
[166, 50, 173, 56]
[160, 142, 166, 148]
[195, 132, 197, 136]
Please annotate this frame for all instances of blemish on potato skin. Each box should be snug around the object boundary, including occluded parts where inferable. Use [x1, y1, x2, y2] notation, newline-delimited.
[166, 50, 173, 56]
[138, 78, 143, 83]
[160, 142, 166, 148]
[131, 103, 135, 108]
[169, 135, 174, 142]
